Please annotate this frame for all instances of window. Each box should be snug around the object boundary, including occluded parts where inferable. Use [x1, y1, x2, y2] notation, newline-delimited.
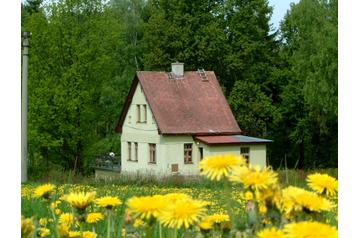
[184, 144, 193, 164]
[240, 147, 250, 162]
[127, 142, 132, 161]
[134, 142, 138, 161]
[143, 105, 147, 123]
[149, 144, 156, 164]
[136, 105, 141, 123]
[199, 147, 203, 161]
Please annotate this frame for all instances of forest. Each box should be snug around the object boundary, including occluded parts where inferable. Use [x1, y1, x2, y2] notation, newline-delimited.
[21, 0, 338, 178]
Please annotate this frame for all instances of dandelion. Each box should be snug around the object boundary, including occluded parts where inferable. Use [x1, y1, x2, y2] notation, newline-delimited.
[50, 200, 61, 209]
[307, 173, 338, 196]
[63, 191, 96, 211]
[95, 196, 121, 210]
[200, 154, 246, 181]
[68, 231, 81, 237]
[256, 227, 285, 238]
[37, 227, 50, 237]
[39, 218, 47, 226]
[59, 213, 74, 227]
[158, 198, 207, 229]
[205, 213, 230, 224]
[86, 212, 104, 224]
[82, 231, 97, 238]
[230, 165, 278, 191]
[21, 216, 34, 237]
[127, 195, 166, 219]
[33, 184, 56, 199]
[284, 221, 338, 238]
[133, 218, 144, 228]
[280, 186, 334, 216]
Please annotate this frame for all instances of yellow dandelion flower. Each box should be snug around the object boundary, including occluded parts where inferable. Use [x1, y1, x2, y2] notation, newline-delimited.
[259, 204, 267, 214]
[200, 154, 246, 181]
[206, 213, 230, 223]
[284, 221, 338, 238]
[158, 198, 207, 229]
[163, 193, 191, 203]
[198, 220, 213, 230]
[307, 173, 338, 196]
[68, 231, 81, 237]
[50, 200, 61, 209]
[133, 218, 144, 228]
[59, 213, 74, 227]
[33, 184, 56, 199]
[127, 195, 166, 219]
[82, 231, 97, 238]
[39, 218, 47, 226]
[63, 191, 96, 211]
[55, 208, 62, 215]
[95, 196, 121, 209]
[86, 212, 103, 224]
[37, 227, 50, 237]
[230, 165, 278, 191]
[279, 186, 334, 216]
[57, 224, 70, 237]
[243, 191, 254, 200]
[257, 227, 284, 238]
[21, 216, 34, 237]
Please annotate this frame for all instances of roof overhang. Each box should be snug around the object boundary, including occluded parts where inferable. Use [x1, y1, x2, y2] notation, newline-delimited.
[194, 135, 273, 146]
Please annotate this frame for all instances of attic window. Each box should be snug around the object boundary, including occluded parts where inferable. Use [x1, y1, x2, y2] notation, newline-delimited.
[143, 105, 147, 122]
[136, 105, 141, 122]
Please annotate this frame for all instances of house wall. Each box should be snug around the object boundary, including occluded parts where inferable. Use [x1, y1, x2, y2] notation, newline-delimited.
[121, 83, 162, 174]
[197, 142, 267, 168]
[120, 84, 267, 176]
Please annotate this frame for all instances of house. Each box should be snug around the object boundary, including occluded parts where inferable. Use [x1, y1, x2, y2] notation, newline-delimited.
[114, 63, 272, 176]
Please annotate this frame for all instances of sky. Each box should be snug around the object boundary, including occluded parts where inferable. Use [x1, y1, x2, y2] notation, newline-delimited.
[268, 0, 300, 31]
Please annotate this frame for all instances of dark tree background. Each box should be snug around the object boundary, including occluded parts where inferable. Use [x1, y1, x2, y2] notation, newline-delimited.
[21, 0, 338, 178]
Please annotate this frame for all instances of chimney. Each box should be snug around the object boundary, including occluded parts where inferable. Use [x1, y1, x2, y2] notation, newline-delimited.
[171, 62, 184, 78]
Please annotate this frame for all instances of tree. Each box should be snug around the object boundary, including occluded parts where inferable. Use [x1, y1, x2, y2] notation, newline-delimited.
[277, 0, 338, 168]
[24, 0, 127, 176]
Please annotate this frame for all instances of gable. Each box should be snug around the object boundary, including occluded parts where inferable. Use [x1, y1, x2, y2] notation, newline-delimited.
[117, 81, 158, 134]
[116, 71, 241, 135]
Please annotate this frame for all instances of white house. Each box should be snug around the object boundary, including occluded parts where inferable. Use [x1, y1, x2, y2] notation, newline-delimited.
[114, 63, 272, 176]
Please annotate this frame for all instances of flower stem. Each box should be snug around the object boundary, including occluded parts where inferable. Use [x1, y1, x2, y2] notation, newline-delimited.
[107, 213, 111, 238]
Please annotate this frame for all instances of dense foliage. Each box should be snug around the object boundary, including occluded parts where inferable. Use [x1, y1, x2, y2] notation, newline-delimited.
[21, 0, 338, 178]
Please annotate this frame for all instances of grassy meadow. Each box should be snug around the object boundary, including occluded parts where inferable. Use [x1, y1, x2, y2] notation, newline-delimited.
[21, 155, 338, 238]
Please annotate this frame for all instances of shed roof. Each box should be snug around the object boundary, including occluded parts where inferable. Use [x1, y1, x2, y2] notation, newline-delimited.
[194, 135, 273, 145]
[115, 71, 241, 135]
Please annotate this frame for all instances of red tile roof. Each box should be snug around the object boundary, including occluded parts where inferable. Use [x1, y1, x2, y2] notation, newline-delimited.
[194, 135, 273, 145]
[115, 71, 241, 135]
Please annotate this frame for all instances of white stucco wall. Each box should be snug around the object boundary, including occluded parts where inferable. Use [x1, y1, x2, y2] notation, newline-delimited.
[200, 143, 267, 168]
[120, 83, 267, 176]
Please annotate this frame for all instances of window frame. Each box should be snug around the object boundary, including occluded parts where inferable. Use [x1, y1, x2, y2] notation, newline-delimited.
[143, 104, 147, 123]
[134, 142, 138, 162]
[136, 105, 141, 123]
[240, 147, 250, 163]
[127, 142, 132, 161]
[184, 143, 193, 164]
[149, 143, 156, 164]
